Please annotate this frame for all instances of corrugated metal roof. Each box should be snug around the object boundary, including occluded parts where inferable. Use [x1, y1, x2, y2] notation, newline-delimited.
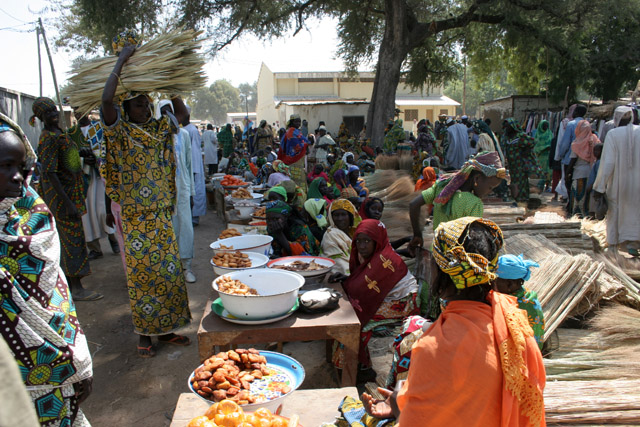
[277, 98, 369, 106]
[395, 95, 460, 106]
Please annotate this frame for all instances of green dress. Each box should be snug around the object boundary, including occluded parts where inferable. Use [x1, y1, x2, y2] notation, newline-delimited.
[421, 186, 484, 230]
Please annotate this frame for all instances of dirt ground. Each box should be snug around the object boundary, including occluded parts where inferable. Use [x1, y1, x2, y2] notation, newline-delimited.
[76, 207, 394, 426]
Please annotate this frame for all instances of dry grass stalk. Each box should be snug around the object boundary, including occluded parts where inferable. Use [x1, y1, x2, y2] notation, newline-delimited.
[545, 379, 640, 424]
[64, 30, 206, 115]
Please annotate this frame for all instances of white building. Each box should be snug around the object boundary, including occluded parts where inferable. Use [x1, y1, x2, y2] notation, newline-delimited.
[256, 63, 460, 136]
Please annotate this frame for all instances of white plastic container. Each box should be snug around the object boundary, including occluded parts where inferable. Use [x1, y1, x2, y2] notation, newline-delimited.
[212, 269, 304, 320]
[210, 235, 273, 256]
[210, 252, 270, 276]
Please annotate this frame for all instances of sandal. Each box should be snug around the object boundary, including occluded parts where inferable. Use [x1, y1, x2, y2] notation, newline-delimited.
[137, 345, 156, 358]
[158, 334, 191, 346]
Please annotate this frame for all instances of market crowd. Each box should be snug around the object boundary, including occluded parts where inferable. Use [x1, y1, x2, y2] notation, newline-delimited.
[1, 35, 639, 427]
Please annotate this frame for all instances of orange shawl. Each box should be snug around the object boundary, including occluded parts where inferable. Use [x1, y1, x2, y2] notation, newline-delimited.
[396, 291, 545, 427]
[414, 166, 437, 192]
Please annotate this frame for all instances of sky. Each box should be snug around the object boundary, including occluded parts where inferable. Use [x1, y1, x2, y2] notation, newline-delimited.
[0, 2, 351, 98]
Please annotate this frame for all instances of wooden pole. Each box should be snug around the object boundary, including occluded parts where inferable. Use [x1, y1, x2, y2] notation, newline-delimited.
[36, 27, 43, 97]
[38, 18, 67, 129]
[462, 56, 467, 116]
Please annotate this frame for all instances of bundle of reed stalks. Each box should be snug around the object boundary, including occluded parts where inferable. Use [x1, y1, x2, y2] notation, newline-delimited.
[374, 155, 399, 170]
[363, 170, 409, 194]
[581, 218, 608, 250]
[544, 379, 640, 424]
[64, 30, 206, 116]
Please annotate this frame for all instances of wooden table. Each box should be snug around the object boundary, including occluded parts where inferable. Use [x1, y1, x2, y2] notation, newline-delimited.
[197, 283, 361, 387]
[170, 387, 358, 426]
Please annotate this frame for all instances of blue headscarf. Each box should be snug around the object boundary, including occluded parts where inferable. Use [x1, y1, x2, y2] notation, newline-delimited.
[496, 254, 539, 281]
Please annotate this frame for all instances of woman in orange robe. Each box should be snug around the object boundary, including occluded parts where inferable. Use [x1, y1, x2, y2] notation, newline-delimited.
[362, 217, 546, 427]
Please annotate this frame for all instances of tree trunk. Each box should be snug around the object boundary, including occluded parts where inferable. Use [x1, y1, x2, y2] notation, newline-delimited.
[367, 0, 410, 148]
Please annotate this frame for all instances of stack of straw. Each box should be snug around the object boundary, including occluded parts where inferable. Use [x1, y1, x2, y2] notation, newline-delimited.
[64, 30, 206, 116]
[544, 307, 640, 424]
[503, 233, 640, 340]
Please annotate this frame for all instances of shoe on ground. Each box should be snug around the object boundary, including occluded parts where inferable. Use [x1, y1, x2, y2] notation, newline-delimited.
[88, 250, 103, 260]
[185, 270, 196, 283]
[110, 240, 120, 254]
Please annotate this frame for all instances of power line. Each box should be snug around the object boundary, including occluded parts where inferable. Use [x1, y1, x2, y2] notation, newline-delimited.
[0, 6, 27, 23]
[0, 21, 36, 32]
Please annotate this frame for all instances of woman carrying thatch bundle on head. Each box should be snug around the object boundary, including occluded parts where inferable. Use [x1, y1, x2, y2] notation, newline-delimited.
[356, 217, 545, 426]
[101, 39, 191, 358]
[278, 114, 309, 192]
[408, 151, 508, 255]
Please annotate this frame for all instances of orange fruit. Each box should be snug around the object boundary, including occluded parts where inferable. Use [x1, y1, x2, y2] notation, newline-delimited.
[269, 418, 285, 427]
[219, 411, 244, 427]
[187, 416, 212, 427]
[204, 403, 219, 419]
[253, 408, 272, 419]
[218, 399, 240, 415]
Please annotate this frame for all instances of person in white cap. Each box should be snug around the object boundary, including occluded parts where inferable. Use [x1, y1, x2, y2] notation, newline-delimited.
[315, 125, 336, 167]
[158, 100, 197, 283]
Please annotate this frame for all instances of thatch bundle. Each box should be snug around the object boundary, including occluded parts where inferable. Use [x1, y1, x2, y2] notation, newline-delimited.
[374, 155, 399, 170]
[64, 30, 206, 115]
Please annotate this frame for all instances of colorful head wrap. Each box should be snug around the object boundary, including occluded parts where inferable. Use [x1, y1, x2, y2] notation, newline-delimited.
[307, 177, 327, 200]
[272, 159, 290, 176]
[265, 200, 291, 215]
[433, 151, 508, 206]
[29, 97, 57, 127]
[112, 30, 141, 56]
[267, 186, 288, 201]
[333, 169, 348, 188]
[330, 198, 362, 228]
[347, 165, 360, 175]
[432, 216, 504, 290]
[497, 254, 539, 281]
[304, 198, 328, 228]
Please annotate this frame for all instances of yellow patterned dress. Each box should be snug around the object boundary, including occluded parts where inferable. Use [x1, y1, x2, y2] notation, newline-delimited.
[102, 109, 191, 335]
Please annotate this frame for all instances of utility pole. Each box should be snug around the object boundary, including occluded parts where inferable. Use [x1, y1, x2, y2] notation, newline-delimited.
[462, 56, 467, 116]
[36, 27, 43, 97]
[38, 18, 67, 129]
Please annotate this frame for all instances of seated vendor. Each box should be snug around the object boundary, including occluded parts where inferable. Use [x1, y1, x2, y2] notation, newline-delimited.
[334, 169, 358, 199]
[355, 217, 545, 427]
[494, 254, 545, 350]
[266, 200, 320, 257]
[303, 198, 328, 243]
[307, 177, 335, 205]
[267, 160, 291, 187]
[347, 165, 369, 197]
[321, 199, 361, 276]
[333, 219, 419, 384]
[266, 185, 287, 202]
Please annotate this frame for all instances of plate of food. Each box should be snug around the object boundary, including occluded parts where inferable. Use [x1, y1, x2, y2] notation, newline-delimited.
[221, 175, 250, 189]
[186, 399, 302, 427]
[188, 349, 305, 415]
[210, 252, 270, 276]
[266, 256, 335, 277]
[210, 298, 299, 325]
[218, 228, 243, 240]
[252, 206, 266, 220]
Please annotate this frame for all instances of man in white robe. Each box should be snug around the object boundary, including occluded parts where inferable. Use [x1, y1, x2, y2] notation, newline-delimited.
[593, 106, 640, 253]
[71, 112, 119, 259]
[203, 124, 218, 175]
[183, 105, 207, 226]
[159, 101, 197, 283]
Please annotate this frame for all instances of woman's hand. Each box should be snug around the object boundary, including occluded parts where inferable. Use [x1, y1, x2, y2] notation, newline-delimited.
[362, 388, 395, 419]
[119, 44, 136, 62]
[407, 236, 423, 257]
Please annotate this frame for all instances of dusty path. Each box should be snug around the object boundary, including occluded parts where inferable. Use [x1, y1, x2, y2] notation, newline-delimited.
[76, 207, 387, 426]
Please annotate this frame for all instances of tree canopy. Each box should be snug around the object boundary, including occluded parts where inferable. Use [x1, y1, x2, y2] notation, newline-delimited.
[54, 0, 640, 143]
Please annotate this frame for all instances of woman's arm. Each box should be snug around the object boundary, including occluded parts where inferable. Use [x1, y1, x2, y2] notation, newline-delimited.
[170, 96, 188, 127]
[408, 193, 427, 256]
[101, 45, 136, 126]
